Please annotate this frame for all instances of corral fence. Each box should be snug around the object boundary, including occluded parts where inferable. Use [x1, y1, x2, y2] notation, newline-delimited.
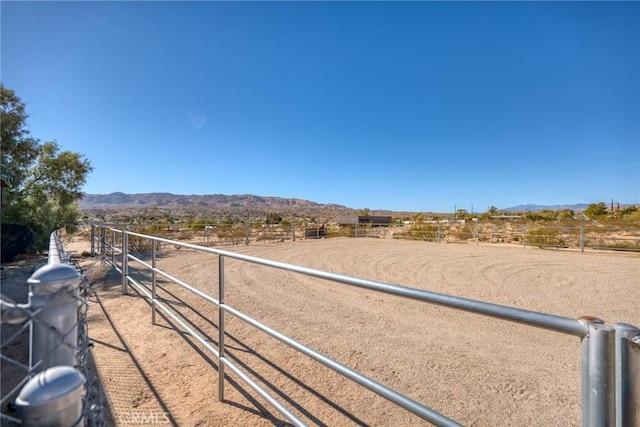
[0, 231, 104, 426]
[100, 222, 295, 247]
[85, 222, 640, 253]
[91, 224, 640, 427]
[394, 223, 640, 252]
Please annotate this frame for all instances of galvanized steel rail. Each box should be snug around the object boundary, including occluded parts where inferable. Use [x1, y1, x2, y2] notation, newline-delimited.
[92, 225, 640, 427]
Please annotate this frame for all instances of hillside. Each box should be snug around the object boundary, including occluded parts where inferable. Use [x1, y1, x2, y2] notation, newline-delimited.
[503, 203, 590, 212]
[80, 192, 626, 214]
[80, 192, 350, 210]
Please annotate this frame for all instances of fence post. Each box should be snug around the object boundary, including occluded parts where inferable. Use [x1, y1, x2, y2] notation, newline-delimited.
[628, 335, 640, 427]
[292, 221, 296, 242]
[111, 229, 115, 266]
[523, 226, 527, 248]
[475, 223, 479, 245]
[151, 239, 157, 325]
[582, 317, 604, 427]
[122, 232, 128, 295]
[580, 227, 585, 252]
[218, 255, 226, 402]
[27, 263, 81, 373]
[100, 227, 106, 257]
[90, 225, 95, 257]
[15, 366, 86, 426]
[582, 321, 616, 427]
[615, 323, 640, 427]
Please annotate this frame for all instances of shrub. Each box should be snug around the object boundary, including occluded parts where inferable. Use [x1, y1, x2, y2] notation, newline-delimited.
[407, 224, 439, 241]
[450, 226, 474, 241]
[526, 228, 566, 247]
[217, 225, 245, 245]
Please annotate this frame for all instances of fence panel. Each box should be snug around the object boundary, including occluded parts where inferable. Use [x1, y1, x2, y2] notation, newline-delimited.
[90, 224, 639, 426]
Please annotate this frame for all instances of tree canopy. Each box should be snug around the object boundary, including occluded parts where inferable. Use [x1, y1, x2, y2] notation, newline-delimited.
[1, 84, 92, 250]
[584, 202, 608, 220]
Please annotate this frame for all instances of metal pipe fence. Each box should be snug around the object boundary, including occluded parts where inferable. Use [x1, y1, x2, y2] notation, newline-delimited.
[0, 231, 104, 426]
[92, 224, 639, 426]
[92, 221, 640, 253]
[391, 223, 640, 252]
[98, 222, 305, 247]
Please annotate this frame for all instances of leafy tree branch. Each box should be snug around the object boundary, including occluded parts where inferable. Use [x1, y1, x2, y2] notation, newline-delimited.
[1, 84, 93, 251]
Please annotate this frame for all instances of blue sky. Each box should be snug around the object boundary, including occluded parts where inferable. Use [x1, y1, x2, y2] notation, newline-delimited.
[2, 1, 639, 212]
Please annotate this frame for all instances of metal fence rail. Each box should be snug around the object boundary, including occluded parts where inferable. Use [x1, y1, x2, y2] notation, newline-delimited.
[89, 221, 640, 253]
[0, 231, 104, 426]
[91, 224, 640, 427]
[394, 223, 640, 252]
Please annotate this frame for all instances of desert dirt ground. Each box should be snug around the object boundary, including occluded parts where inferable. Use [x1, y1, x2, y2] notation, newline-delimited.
[66, 236, 639, 427]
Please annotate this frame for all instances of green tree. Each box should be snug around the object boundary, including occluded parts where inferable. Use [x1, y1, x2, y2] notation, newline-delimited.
[526, 209, 557, 221]
[584, 202, 608, 220]
[1, 84, 92, 250]
[265, 212, 282, 225]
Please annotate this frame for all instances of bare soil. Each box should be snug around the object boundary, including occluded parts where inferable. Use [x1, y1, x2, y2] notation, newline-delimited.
[68, 237, 639, 426]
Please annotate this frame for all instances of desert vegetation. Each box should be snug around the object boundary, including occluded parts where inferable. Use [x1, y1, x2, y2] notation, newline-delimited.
[76, 200, 640, 253]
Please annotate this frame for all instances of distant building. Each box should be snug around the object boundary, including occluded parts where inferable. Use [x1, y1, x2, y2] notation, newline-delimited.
[338, 215, 393, 227]
[490, 215, 523, 221]
[305, 224, 327, 239]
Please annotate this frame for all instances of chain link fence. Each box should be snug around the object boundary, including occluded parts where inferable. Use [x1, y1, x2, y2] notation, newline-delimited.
[0, 232, 104, 426]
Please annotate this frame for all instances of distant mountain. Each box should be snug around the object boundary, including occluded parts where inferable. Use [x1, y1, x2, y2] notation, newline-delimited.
[502, 203, 640, 212]
[80, 193, 636, 214]
[503, 203, 591, 212]
[79, 192, 351, 210]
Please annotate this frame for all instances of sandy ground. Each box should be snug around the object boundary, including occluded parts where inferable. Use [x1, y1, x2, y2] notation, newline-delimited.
[55, 237, 640, 425]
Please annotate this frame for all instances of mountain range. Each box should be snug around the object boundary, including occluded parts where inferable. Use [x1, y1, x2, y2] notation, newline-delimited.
[502, 204, 591, 212]
[80, 192, 618, 213]
[79, 192, 350, 210]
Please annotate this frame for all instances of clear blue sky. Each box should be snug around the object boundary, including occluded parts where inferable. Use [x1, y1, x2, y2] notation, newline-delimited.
[2, 1, 639, 212]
